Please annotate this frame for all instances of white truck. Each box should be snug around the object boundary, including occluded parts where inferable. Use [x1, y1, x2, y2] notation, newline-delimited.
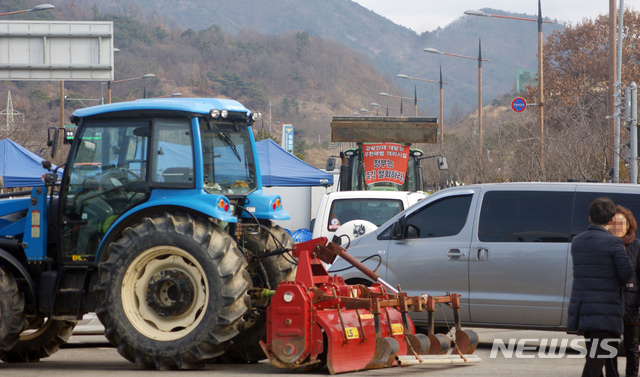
[311, 190, 426, 243]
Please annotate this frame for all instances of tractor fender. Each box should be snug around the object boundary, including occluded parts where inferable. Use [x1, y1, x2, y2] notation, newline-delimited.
[95, 200, 232, 263]
[133, 189, 237, 223]
[244, 190, 290, 220]
[0, 247, 36, 310]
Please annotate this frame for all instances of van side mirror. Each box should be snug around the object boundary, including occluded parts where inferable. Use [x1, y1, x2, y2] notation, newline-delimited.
[391, 220, 404, 239]
[437, 157, 448, 170]
[325, 157, 336, 171]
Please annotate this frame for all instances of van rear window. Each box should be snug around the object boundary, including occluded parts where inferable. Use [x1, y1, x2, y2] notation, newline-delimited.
[478, 191, 572, 242]
[572, 192, 640, 238]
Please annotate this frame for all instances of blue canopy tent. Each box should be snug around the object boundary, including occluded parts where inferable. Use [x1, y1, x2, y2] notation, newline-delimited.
[0, 139, 58, 188]
[256, 139, 332, 187]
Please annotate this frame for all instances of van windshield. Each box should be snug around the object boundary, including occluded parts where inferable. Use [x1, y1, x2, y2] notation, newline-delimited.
[327, 198, 403, 231]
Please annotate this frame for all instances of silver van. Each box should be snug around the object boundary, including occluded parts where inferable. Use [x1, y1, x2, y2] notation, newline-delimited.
[328, 182, 640, 331]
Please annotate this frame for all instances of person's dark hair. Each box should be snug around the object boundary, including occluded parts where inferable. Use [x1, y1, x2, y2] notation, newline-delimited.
[589, 197, 616, 225]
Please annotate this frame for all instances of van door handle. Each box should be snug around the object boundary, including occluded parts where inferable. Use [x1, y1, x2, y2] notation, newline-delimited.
[447, 249, 465, 261]
[476, 248, 489, 261]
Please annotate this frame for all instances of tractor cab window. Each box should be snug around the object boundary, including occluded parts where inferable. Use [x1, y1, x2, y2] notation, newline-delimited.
[199, 118, 257, 196]
[60, 120, 150, 261]
[150, 119, 195, 187]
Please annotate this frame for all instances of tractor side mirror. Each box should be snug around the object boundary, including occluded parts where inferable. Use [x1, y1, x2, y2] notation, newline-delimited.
[47, 127, 60, 158]
[437, 157, 448, 170]
[325, 157, 336, 171]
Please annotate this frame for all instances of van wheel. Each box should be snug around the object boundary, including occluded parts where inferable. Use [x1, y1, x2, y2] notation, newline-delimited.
[3, 317, 76, 362]
[0, 267, 26, 359]
[95, 213, 251, 370]
[223, 220, 296, 363]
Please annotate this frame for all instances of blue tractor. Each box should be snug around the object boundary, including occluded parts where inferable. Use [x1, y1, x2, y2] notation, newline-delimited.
[0, 98, 296, 369]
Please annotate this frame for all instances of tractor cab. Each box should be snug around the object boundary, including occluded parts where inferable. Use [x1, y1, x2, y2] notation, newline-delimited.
[55, 98, 278, 263]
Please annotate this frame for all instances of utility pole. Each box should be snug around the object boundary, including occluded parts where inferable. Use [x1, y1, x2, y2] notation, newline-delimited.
[609, 0, 617, 180]
[269, 101, 272, 134]
[631, 82, 638, 183]
[614, 0, 624, 182]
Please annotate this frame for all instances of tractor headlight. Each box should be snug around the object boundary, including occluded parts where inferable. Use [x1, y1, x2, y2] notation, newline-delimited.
[209, 109, 228, 119]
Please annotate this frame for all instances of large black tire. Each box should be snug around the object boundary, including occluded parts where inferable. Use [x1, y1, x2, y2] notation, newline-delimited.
[224, 220, 296, 363]
[2, 317, 76, 362]
[95, 213, 251, 370]
[244, 220, 296, 287]
[0, 266, 26, 360]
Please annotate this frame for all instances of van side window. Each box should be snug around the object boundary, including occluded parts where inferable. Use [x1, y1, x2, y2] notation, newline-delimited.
[478, 191, 572, 242]
[403, 194, 472, 238]
[573, 192, 640, 238]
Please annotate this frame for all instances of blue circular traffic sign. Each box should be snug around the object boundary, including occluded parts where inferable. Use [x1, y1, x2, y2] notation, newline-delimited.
[511, 97, 527, 112]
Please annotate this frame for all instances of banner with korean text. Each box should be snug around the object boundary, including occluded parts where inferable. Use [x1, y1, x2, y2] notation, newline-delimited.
[362, 143, 410, 186]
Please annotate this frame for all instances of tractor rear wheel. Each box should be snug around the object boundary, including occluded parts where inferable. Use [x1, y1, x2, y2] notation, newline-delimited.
[224, 220, 296, 363]
[2, 317, 76, 362]
[95, 213, 251, 370]
[0, 266, 26, 360]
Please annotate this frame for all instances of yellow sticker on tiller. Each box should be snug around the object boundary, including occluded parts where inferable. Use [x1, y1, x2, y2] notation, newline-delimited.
[345, 327, 359, 339]
[391, 323, 404, 335]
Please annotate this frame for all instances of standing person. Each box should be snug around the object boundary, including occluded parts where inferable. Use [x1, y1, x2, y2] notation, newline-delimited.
[568, 197, 633, 377]
[608, 206, 640, 377]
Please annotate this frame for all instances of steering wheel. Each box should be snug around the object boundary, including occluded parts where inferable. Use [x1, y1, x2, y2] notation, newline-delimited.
[117, 167, 140, 182]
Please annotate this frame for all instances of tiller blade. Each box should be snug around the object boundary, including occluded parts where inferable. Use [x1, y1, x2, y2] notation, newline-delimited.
[260, 238, 480, 374]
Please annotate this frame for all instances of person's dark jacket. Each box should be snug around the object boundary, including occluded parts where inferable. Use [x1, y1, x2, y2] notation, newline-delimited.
[568, 225, 633, 335]
[623, 237, 640, 324]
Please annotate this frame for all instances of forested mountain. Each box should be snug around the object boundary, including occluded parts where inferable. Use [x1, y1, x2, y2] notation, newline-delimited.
[0, 0, 633, 184]
[63, 0, 565, 118]
[0, 0, 565, 170]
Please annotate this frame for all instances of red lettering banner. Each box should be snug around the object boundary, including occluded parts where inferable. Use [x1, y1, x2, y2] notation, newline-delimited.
[362, 143, 410, 186]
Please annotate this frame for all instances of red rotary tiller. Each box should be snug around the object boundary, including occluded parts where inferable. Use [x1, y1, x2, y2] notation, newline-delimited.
[260, 237, 480, 374]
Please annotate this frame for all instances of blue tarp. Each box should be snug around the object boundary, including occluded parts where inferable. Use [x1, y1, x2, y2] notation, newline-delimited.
[0, 139, 57, 188]
[256, 139, 333, 187]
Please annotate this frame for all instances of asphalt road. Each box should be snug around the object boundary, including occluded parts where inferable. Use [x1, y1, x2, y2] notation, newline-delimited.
[0, 328, 600, 377]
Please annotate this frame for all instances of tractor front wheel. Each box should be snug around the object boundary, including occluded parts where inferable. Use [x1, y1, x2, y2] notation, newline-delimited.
[95, 213, 251, 370]
[2, 317, 76, 362]
[223, 220, 296, 363]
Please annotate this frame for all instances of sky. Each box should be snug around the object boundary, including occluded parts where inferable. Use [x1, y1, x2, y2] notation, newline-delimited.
[353, 0, 640, 33]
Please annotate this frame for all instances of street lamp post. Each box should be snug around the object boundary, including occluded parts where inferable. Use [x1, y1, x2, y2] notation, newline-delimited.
[370, 103, 381, 116]
[379, 92, 422, 116]
[0, 4, 54, 17]
[465, 1, 552, 179]
[105, 74, 155, 103]
[424, 40, 489, 162]
[397, 67, 450, 149]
